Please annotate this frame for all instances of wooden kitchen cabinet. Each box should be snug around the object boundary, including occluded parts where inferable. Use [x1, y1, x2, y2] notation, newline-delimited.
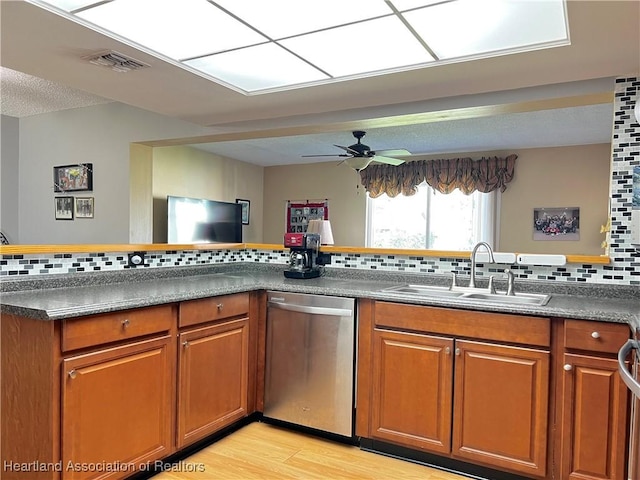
[370, 333, 549, 477]
[177, 318, 249, 447]
[177, 293, 252, 448]
[1, 305, 178, 480]
[371, 328, 454, 453]
[452, 340, 549, 477]
[360, 300, 552, 478]
[559, 320, 630, 480]
[61, 336, 173, 480]
[1, 292, 260, 480]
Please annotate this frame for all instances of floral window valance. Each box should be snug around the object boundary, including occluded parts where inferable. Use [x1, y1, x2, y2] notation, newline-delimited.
[360, 154, 517, 198]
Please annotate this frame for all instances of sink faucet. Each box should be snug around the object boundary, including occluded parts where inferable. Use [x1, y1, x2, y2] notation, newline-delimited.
[469, 242, 495, 289]
[505, 268, 516, 296]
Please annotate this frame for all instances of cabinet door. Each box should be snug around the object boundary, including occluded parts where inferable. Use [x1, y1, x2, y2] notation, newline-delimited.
[371, 328, 454, 453]
[452, 340, 549, 477]
[62, 335, 173, 480]
[561, 353, 628, 480]
[177, 318, 249, 448]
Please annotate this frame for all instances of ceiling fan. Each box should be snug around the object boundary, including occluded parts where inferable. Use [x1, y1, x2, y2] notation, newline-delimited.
[303, 130, 411, 172]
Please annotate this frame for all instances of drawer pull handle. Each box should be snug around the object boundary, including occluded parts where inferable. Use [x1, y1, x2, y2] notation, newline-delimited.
[182, 341, 190, 349]
[122, 319, 130, 329]
[217, 303, 223, 311]
[68, 369, 77, 379]
[591, 331, 600, 339]
[563, 364, 573, 371]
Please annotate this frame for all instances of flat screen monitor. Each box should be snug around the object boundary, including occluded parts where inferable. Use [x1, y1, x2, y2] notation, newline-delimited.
[167, 196, 242, 243]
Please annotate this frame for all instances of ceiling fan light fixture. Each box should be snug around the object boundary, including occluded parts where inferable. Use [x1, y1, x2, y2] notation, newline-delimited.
[344, 157, 373, 172]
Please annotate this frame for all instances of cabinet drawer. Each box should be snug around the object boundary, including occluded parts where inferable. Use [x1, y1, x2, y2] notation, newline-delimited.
[564, 319, 630, 354]
[179, 292, 250, 328]
[62, 305, 175, 352]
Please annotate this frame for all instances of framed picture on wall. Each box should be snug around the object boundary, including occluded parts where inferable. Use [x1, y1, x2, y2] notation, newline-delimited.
[75, 197, 94, 218]
[533, 207, 580, 241]
[54, 196, 74, 220]
[53, 163, 93, 192]
[236, 199, 250, 225]
[286, 200, 328, 233]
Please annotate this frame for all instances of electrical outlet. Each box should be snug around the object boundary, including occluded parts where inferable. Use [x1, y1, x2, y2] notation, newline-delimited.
[127, 252, 145, 267]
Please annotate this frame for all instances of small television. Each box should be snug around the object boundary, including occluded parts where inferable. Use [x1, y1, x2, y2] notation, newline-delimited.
[167, 196, 242, 243]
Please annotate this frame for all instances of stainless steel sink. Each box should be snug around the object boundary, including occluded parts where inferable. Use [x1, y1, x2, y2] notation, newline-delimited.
[382, 284, 465, 298]
[380, 284, 550, 306]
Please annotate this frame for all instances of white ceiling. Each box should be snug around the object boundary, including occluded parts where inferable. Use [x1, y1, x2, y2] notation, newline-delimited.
[187, 102, 615, 166]
[1, 1, 638, 167]
[0, 67, 111, 117]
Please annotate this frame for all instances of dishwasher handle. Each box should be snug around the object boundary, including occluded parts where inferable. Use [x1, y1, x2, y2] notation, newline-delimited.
[618, 339, 640, 397]
[268, 300, 353, 317]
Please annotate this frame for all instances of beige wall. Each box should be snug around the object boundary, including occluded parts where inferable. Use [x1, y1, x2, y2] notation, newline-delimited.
[151, 146, 264, 243]
[132, 142, 609, 253]
[263, 162, 366, 245]
[499, 144, 610, 255]
[263, 144, 611, 254]
[129, 144, 154, 243]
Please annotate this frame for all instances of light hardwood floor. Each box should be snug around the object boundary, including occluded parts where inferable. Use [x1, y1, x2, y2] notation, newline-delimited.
[151, 422, 469, 480]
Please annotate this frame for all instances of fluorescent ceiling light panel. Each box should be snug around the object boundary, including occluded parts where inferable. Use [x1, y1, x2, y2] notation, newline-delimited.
[30, 0, 569, 93]
[215, 0, 394, 39]
[404, 0, 568, 59]
[281, 16, 435, 77]
[185, 43, 329, 91]
[76, 0, 267, 60]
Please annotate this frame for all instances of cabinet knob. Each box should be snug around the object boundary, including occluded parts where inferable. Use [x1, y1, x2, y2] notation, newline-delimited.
[182, 341, 189, 349]
[445, 347, 451, 355]
[68, 369, 77, 379]
[563, 364, 573, 371]
[591, 331, 600, 339]
[121, 319, 130, 329]
[217, 303, 223, 311]
[455, 348, 461, 356]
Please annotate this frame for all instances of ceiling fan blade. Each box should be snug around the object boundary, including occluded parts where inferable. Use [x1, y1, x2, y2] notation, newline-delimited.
[334, 144, 359, 155]
[373, 155, 406, 166]
[301, 154, 350, 157]
[374, 149, 411, 157]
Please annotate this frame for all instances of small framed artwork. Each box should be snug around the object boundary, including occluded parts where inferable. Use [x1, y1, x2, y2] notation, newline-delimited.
[75, 197, 94, 218]
[54, 196, 74, 220]
[53, 163, 93, 192]
[236, 199, 250, 225]
[286, 200, 329, 233]
[533, 207, 580, 241]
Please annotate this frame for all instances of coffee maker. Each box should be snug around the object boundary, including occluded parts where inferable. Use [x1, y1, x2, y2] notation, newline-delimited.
[283, 232, 321, 279]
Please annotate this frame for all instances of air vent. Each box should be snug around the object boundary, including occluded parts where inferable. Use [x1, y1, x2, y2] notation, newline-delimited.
[83, 50, 150, 73]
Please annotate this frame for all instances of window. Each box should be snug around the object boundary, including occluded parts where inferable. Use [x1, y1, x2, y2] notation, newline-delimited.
[366, 183, 497, 250]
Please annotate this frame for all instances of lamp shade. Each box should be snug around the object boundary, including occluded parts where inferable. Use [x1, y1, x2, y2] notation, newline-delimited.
[307, 219, 334, 245]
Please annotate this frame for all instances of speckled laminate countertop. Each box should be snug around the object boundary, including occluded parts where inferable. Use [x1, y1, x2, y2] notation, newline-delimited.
[1, 264, 638, 326]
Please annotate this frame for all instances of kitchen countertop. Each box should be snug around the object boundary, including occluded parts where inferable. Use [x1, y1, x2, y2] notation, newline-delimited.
[1, 264, 638, 325]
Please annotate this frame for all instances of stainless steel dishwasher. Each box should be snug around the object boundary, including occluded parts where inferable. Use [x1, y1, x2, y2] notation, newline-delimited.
[264, 291, 355, 438]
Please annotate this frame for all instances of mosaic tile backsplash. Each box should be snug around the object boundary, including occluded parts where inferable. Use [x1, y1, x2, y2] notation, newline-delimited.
[1, 77, 638, 286]
[0, 246, 636, 286]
